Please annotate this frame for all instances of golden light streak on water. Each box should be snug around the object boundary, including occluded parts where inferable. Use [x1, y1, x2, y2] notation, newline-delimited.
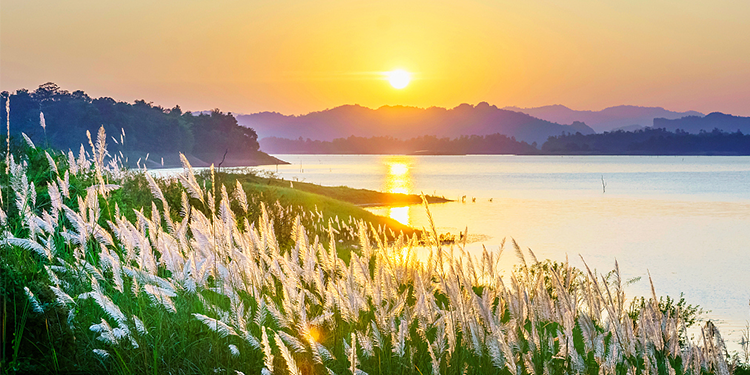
[389, 162, 408, 176]
[385, 162, 411, 195]
[388, 206, 410, 226]
[384, 157, 415, 225]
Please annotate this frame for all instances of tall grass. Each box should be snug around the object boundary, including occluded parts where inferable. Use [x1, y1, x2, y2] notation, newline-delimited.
[0, 126, 746, 374]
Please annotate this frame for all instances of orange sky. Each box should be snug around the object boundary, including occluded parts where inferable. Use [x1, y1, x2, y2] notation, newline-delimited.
[2, 0, 750, 115]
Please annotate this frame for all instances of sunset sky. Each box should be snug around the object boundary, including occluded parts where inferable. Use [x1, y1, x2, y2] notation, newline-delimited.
[2, 0, 749, 116]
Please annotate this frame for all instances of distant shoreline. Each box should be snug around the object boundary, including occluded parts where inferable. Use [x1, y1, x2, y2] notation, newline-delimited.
[265, 151, 750, 156]
[259, 128, 750, 156]
[253, 175, 453, 207]
[135, 151, 290, 169]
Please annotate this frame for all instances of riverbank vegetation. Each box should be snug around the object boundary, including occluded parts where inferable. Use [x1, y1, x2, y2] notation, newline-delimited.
[1, 128, 748, 374]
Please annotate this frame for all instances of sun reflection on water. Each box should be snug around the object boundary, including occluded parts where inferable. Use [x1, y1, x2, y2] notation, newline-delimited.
[385, 161, 411, 195]
[390, 162, 408, 175]
[388, 206, 409, 226]
[383, 157, 415, 225]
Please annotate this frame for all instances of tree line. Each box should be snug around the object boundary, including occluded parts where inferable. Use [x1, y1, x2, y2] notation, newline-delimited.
[263, 128, 750, 155]
[261, 134, 540, 154]
[0, 83, 260, 163]
[542, 127, 750, 155]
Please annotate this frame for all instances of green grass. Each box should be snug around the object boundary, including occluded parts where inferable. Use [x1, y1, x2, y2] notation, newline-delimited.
[240, 182, 413, 232]
[222, 167, 452, 206]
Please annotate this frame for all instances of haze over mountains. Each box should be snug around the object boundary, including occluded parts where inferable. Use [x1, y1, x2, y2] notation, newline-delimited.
[236, 102, 595, 146]
[235, 103, 726, 147]
[503, 105, 704, 133]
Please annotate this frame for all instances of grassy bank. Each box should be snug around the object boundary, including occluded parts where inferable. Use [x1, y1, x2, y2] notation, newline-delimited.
[121, 151, 289, 169]
[1, 128, 747, 374]
[220, 168, 452, 207]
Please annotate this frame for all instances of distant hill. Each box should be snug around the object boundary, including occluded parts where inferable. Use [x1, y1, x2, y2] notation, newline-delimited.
[504, 104, 703, 132]
[236, 102, 595, 146]
[654, 112, 750, 134]
[0, 83, 283, 168]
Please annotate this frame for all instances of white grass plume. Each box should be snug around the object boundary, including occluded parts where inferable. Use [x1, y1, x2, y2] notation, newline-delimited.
[24, 287, 44, 313]
[193, 313, 238, 337]
[275, 331, 301, 375]
[234, 179, 248, 214]
[144, 284, 177, 313]
[178, 153, 204, 204]
[90, 318, 118, 345]
[132, 315, 148, 335]
[21, 132, 35, 149]
[7, 237, 52, 260]
[92, 348, 110, 359]
[45, 151, 58, 175]
[261, 326, 274, 372]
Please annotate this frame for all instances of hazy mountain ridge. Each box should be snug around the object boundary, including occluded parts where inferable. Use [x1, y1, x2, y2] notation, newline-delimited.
[236, 102, 595, 145]
[504, 104, 704, 132]
[654, 112, 750, 134]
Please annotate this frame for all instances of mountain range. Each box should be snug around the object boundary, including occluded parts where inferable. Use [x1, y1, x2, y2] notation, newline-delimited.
[503, 105, 704, 132]
[235, 102, 595, 145]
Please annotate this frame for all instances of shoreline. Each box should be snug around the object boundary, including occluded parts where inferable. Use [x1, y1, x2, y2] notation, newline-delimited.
[132, 151, 290, 169]
[354, 196, 451, 207]
[221, 170, 453, 207]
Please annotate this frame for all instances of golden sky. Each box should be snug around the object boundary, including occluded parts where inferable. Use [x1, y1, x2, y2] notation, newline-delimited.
[2, 0, 750, 115]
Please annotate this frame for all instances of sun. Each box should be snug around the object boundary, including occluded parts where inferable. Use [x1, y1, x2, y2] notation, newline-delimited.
[387, 69, 411, 89]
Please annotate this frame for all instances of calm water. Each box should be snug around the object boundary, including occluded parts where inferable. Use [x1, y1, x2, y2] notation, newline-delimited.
[259, 154, 750, 351]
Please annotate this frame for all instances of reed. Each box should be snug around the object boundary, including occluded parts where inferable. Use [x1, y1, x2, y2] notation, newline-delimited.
[0, 126, 746, 374]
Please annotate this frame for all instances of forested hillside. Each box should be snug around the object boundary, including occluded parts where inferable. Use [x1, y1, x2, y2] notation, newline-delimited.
[654, 112, 750, 134]
[0, 83, 282, 167]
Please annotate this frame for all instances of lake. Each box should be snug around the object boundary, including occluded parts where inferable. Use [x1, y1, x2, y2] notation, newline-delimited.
[257, 154, 750, 352]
